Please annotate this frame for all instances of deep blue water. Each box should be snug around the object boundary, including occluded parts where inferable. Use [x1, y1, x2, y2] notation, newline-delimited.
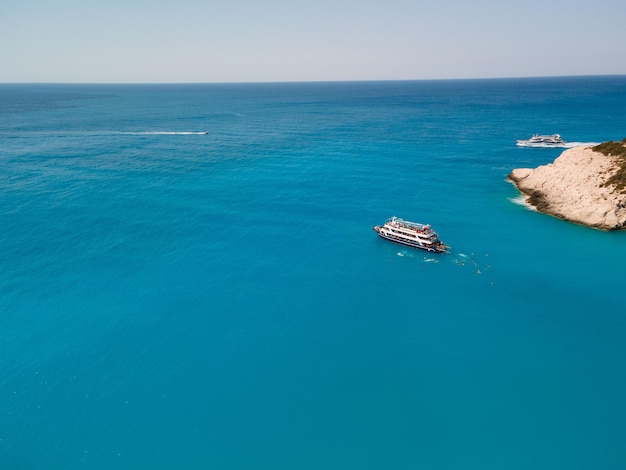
[2, 77, 626, 469]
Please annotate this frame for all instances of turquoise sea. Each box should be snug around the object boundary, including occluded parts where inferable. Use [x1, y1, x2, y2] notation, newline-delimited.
[2, 77, 626, 469]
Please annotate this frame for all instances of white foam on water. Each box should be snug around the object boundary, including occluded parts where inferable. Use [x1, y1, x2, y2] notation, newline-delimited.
[509, 195, 537, 211]
[120, 131, 208, 135]
[564, 142, 600, 148]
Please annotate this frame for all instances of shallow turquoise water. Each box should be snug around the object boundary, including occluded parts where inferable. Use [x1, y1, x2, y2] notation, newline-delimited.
[1, 78, 626, 469]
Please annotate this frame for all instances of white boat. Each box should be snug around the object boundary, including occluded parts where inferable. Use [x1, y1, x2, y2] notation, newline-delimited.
[373, 216, 449, 253]
[516, 134, 565, 147]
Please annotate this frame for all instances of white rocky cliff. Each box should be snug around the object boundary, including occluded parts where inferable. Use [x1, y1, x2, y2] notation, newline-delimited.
[508, 145, 626, 230]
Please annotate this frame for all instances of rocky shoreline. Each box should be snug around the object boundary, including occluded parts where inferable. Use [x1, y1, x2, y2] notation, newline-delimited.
[508, 145, 626, 230]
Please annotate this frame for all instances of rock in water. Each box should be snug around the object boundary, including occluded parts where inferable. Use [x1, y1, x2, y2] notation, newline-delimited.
[508, 145, 626, 230]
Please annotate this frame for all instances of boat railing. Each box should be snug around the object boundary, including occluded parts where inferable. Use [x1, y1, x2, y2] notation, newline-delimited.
[387, 217, 431, 231]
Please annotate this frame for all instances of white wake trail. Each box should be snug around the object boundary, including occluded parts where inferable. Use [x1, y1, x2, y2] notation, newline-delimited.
[120, 131, 208, 135]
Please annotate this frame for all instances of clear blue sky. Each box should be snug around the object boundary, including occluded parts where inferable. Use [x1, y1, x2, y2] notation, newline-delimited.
[2, 0, 626, 83]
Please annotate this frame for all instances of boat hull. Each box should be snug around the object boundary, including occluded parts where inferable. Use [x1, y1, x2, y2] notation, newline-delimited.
[516, 141, 566, 148]
[373, 226, 447, 253]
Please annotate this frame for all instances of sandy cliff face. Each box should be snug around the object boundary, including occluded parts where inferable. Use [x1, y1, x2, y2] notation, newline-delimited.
[508, 146, 626, 230]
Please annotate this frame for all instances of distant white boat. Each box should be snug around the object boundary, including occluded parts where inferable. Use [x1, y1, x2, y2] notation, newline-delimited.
[517, 134, 566, 147]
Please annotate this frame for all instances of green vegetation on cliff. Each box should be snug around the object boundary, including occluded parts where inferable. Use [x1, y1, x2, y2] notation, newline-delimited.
[594, 138, 626, 193]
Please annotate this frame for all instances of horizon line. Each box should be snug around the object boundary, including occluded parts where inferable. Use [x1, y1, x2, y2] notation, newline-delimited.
[1, 73, 625, 86]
